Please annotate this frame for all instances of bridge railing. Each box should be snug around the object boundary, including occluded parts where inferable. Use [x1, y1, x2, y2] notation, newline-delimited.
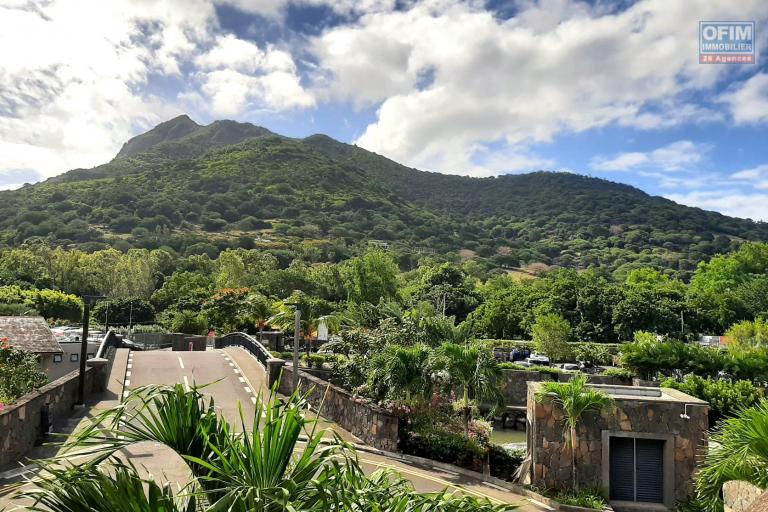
[216, 332, 272, 368]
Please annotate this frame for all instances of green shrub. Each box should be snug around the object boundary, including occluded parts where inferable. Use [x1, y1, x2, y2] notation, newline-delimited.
[540, 487, 608, 510]
[661, 375, 764, 426]
[302, 354, 327, 369]
[275, 351, 294, 360]
[0, 303, 38, 316]
[401, 427, 484, 471]
[0, 341, 48, 404]
[498, 362, 527, 370]
[532, 313, 573, 362]
[572, 343, 619, 365]
[602, 368, 635, 379]
[23, 289, 83, 321]
[489, 445, 525, 481]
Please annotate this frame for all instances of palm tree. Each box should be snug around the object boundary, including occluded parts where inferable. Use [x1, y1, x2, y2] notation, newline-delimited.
[269, 298, 342, 356]
[434, 342, 502, 435]
[15, 384, 514, 511]
[369, 343, 433, 403]
[535, 373, 614, 491]
[245, 292, 273, 343]
[696, 399, 768, 512]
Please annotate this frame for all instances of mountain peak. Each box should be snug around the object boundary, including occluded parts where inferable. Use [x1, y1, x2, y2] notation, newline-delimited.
[116, 114, 201, 159]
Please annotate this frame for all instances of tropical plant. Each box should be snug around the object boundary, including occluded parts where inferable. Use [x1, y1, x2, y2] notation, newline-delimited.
[15, 383, 514, 511]
[433, 342, 503, 435]
[368, 343, 434, 403]
[535, 373, 614, 491]
[696, 399, 768, 512]
[661, 375, 764, 426]
[0, 339, 48, 403]
[244, 292, 273, 342]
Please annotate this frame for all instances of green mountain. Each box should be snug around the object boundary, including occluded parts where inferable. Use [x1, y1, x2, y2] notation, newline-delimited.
[2, 115, 766, 277]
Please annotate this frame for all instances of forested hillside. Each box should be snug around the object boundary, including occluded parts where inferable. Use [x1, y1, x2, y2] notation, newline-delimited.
[1, 115, 766, 278]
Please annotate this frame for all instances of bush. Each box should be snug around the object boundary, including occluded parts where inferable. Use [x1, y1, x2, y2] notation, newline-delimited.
[535, 487, 608, 510]
[498, 362, 527, 370]
[602, 368, 635, 379]
[0, 341, 48, 404]
[532, 313, 573, 362]
[167, 310, 208, 335]
[572, 342, 619, 365]
[401, 427, 485, 471]
[302, 354, 327, 369]
[661, 375, 764, 426]
[489, 445, 525, 481]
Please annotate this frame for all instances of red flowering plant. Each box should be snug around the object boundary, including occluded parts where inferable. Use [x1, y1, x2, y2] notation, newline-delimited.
[0, 339, 48, 406]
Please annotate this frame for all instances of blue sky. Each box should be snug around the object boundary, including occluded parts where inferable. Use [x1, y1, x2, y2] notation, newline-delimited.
[2, 0, 768, 220]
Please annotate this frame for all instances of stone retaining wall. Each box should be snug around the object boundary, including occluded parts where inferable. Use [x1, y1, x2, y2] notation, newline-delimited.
[501, 370, 632, 407]
[723, 481, 766, 512]
[278, 364, 400, 451]
[0, 365, 104, 470]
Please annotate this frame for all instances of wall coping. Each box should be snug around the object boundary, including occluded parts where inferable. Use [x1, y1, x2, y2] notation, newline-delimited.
[0, 367, 92, 416]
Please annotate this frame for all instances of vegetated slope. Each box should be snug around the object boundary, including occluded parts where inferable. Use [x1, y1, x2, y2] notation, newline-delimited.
[1, 116, 766, 277]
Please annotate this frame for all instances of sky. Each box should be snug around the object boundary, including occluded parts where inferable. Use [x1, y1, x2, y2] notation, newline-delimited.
[2, 0, 768, 220]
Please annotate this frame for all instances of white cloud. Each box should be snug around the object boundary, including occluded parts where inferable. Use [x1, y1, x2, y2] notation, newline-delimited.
[731, 163, 768, 180]
[311, 0, 768, 175]
[720, 73, 768, 125]
[666, 190, 768, 222]
[193, 34, 314, 115]
[591, 140, 708, 172]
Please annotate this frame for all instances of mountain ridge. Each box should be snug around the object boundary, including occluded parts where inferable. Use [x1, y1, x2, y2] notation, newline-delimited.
[1, 115, 765, 277]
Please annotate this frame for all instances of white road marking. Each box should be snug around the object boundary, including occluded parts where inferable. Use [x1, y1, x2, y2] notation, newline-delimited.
[233, 369, 240, 374]
[244, 387, 251, 394]
[178, 357, 185, 369]
[123, 391, 130, 398]
[183, 376, 190, 392]
[228, 362, 234, 367]
[250, 397, 256, 405]
[124, 380, 130, 387]
[238, 377, 245, 383]
[126, 371, 131, 377]
[127, 364, 132, 369]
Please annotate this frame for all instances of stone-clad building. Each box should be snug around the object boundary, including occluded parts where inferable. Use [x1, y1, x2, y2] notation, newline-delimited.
[526, 382, 708, 511]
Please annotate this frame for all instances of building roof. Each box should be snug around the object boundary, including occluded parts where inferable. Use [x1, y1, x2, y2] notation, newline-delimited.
[0, 316, 63, 354]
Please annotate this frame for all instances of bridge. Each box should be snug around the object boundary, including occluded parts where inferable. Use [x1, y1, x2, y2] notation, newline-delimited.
[1, 332, 538, 510]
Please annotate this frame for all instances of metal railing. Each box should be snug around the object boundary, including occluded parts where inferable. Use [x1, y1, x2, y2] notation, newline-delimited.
[217, 332, 273, 368]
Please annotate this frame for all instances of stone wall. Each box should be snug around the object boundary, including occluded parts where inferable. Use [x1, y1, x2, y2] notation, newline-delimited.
[527, 382, 708, 507]
[500, 370, 632, 407]
[0, 365, 104, 470]
[723, 481, 766, 512]
[278, 364, 400, 451]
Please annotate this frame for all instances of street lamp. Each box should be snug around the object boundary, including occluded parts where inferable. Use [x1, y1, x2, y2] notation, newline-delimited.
[285, 302, 301, 389]
[77, 295, 106, 405]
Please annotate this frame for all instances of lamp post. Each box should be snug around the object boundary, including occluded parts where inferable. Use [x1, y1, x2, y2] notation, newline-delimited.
[285, 303, 301, 389]
[77, 295, 105, 405]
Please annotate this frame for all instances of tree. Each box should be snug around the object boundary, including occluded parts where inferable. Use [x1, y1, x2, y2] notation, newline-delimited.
[342, 250, 399, 304]
[93, 297, 155, 326]
[368, 343, 433, 403]
[0, 340, 48, 404]
[244, 293, 273, 342]
[412, 263, 482, 322]
[535, 373, 614, 490]
[531, 313, 573, 362]
[696, 399, 768, 512]
[14, 385, 512, 511]
[433, 342, 502, 435]
[726, 318, 768, 349]
[23, 289, 83, 322]
[268, 292, 340, 352]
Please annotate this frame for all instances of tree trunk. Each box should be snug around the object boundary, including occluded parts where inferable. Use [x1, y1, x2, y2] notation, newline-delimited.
[258, 324, 264, 343]
[463, 387, 471, 436]
[571, 425, 578, 491]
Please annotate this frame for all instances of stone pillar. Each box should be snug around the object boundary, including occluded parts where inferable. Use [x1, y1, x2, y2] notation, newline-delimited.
[266, 358, 286, 389]
[86, 357, 109, 392]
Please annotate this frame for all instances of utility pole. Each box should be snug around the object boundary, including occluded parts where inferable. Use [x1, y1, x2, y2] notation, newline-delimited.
[78, 295, 105, 405]
[292, 306, 301, 389]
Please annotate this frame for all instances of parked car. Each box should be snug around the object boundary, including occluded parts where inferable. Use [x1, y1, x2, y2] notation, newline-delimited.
[526, 354, 550, 366]
[561, 363, 580, 371]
